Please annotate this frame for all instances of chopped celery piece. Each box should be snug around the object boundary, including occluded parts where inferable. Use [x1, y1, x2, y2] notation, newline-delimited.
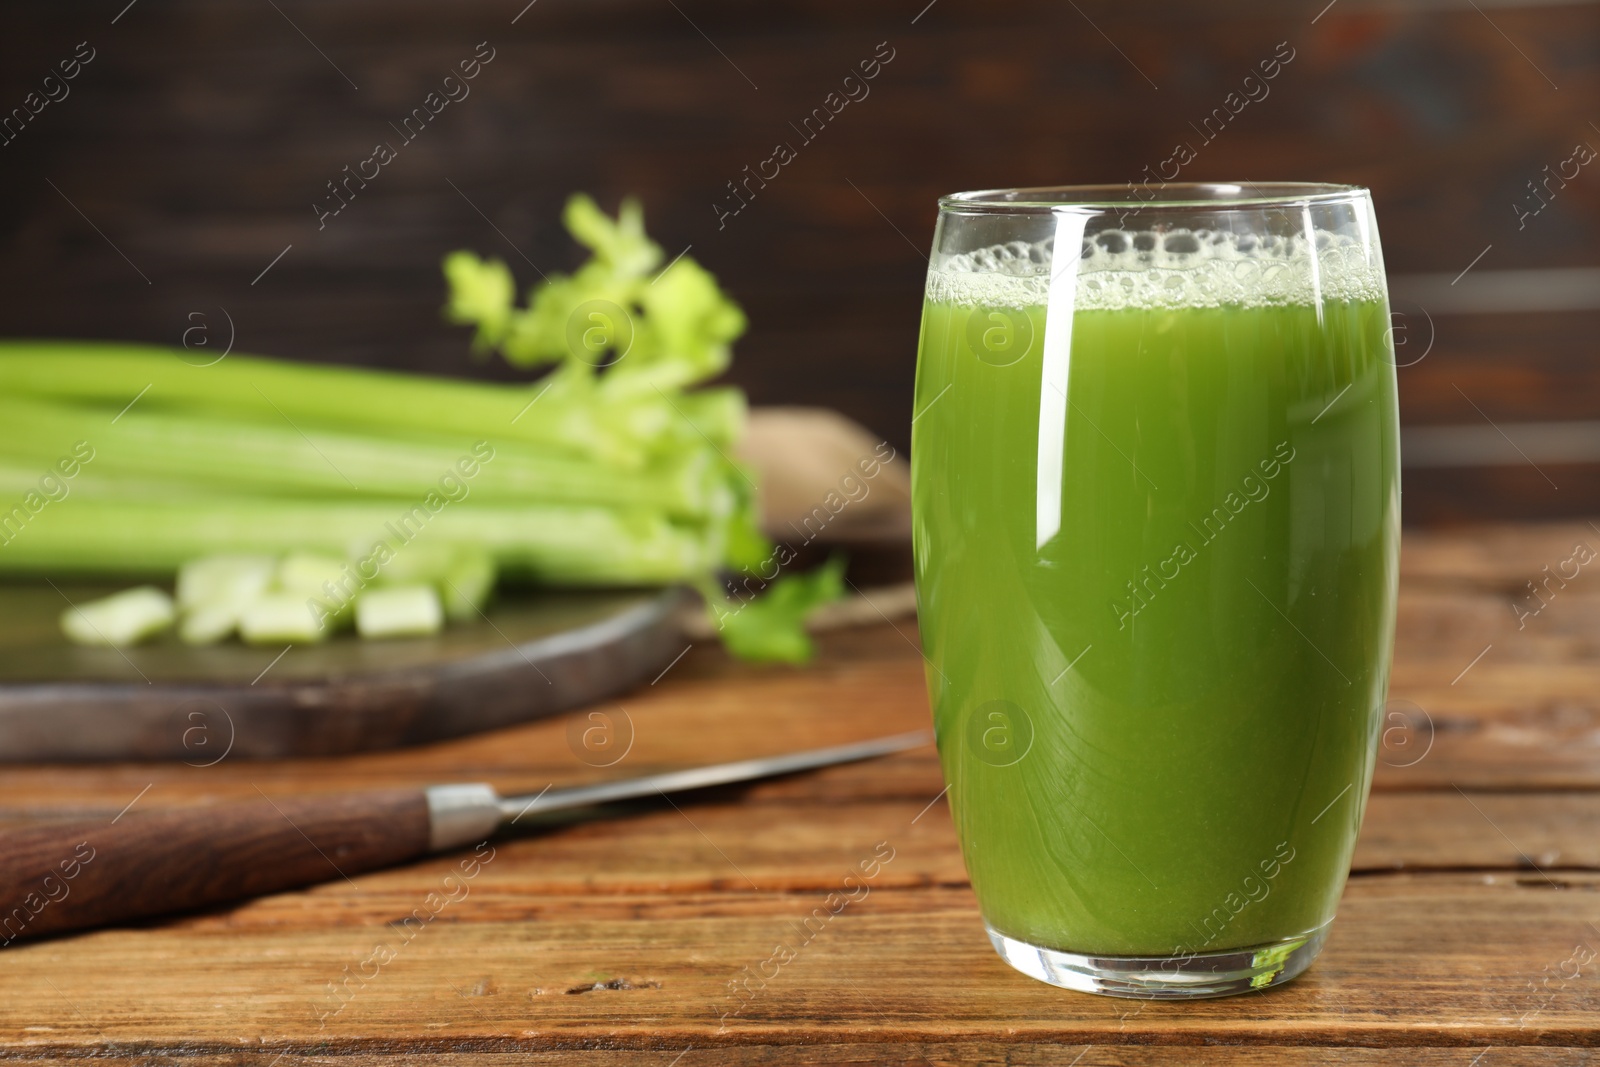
[175, 554, 276, 644]
[356, 585, 444, 638]
[276, 553, 348, 597]
[440, 550, 496, 621]
[176, 554, 274, 611]
[239, 594, 329, 645]
[61, 586, 175, 647]
[371, 544, 464, 585]
[178, 600, 243, 646]
[376, 546, 496, 620]
[276, 554, 354, 633]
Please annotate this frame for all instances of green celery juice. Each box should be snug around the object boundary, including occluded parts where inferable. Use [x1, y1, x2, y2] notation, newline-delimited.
[911, 236, 1400, 958]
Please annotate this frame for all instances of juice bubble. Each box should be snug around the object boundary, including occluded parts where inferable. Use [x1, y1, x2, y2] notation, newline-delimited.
[927, 229, 1386, 311]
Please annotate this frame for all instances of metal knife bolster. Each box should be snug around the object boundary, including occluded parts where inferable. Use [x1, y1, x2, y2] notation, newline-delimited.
[425, 784, 502, 851]
[422, 731, 933, 852]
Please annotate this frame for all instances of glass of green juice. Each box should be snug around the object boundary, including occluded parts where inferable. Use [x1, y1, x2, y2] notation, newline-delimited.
[911, 183, 1399, 998]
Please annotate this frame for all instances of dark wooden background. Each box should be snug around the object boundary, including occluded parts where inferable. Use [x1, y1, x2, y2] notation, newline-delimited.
[1, 0, 1596, 524]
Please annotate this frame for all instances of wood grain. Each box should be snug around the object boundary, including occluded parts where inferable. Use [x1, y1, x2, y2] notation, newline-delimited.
[1, 877, 1597, 1052]
[0, 1052, 1585, 1067]
[0, 522, 1594, 1060]
[1, 783, 1589, 911]
[0, 789, 431, 942]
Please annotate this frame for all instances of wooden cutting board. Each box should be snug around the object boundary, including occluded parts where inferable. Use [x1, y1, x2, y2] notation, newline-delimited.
[0, 582, 689, 763]
[0, 407, 910, 763]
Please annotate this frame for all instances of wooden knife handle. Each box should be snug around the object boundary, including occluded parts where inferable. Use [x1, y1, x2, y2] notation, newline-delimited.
[0, 789, 431, 944]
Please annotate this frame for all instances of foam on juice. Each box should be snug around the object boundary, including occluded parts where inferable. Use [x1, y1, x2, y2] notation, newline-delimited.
[925, 229, 1386, 311]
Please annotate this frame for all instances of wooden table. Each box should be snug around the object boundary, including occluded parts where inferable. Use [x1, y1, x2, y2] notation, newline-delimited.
[1, 521, 1597, 1064]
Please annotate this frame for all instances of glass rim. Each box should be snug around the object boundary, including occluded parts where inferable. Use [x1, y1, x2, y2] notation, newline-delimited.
[938, 182, 1369, 213]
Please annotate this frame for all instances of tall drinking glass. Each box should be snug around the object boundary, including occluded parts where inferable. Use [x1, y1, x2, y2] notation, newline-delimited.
[911, 184, 1399, 998]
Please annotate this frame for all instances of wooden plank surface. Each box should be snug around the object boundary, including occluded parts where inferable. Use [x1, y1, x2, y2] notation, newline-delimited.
[0, 1055, 1587, 1067]
[0, 522, 1598, 1062]
[5, 877, 1600, 1045]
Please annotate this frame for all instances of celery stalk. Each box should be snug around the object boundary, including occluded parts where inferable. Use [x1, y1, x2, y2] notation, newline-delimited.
[13, 194, 843, 663]
[0, 344, 726, 468]
[0, 396, 721, 519]
[4, 497, 711, 584]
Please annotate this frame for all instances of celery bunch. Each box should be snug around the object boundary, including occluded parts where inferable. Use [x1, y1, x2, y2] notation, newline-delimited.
[0, 195, 839, 662]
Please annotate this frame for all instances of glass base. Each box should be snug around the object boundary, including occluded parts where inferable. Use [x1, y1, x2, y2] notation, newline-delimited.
[985, 919, 1332, 999]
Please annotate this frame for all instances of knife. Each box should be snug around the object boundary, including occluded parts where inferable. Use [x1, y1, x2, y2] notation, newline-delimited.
[0, 730, 931, 944]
